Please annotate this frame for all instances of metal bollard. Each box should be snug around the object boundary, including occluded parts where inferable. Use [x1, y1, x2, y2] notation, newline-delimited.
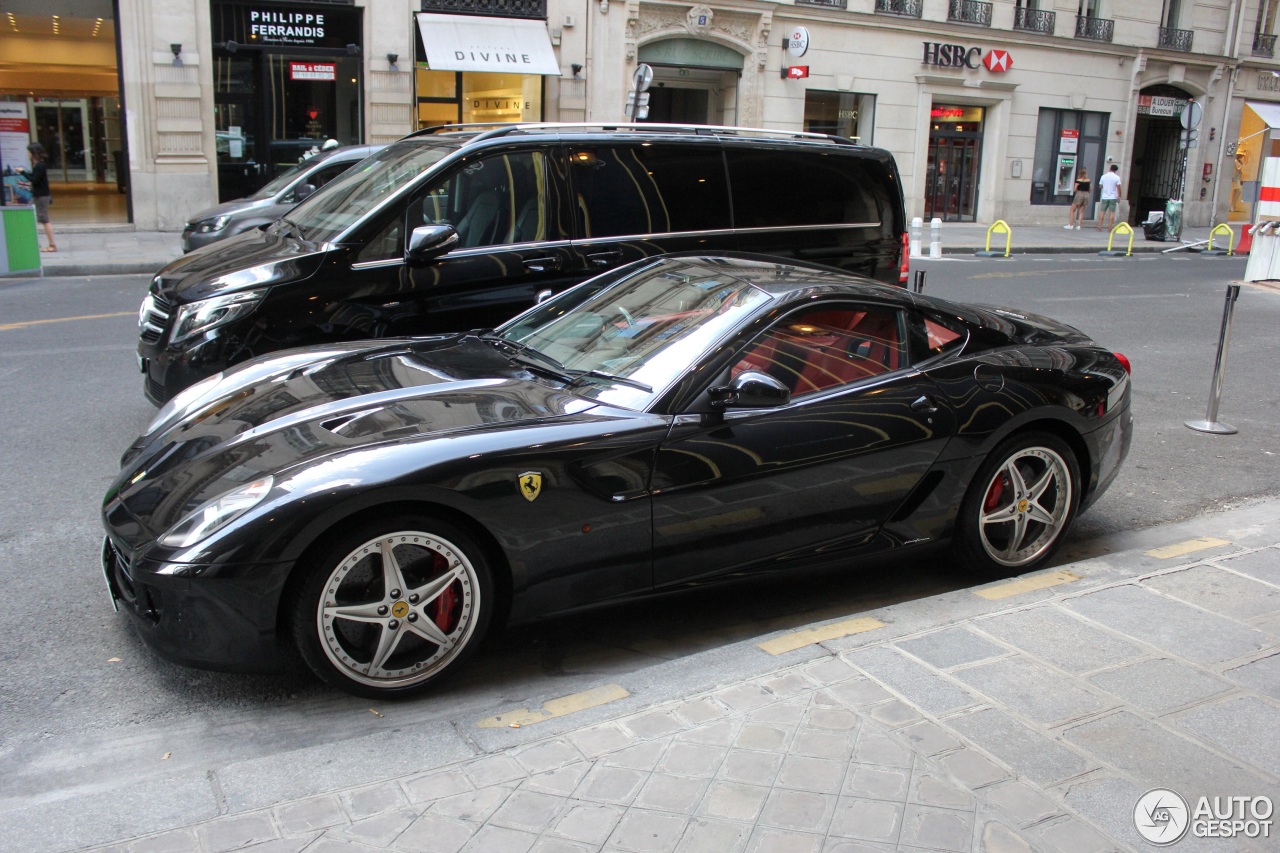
[910, 217, 923, 259]
[1185, 283, 1242, 435]
[929, 218, 942, 259]
[912, 269, 926, 293]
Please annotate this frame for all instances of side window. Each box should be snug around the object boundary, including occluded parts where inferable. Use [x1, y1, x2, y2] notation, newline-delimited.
[569, 144, 730, 239]
[282, 162, 352, 203]
[732, 304, 904, 397]
[726, 148, 887, 230]
[355, 151, 553, 264]
[918, 311, 967, 360]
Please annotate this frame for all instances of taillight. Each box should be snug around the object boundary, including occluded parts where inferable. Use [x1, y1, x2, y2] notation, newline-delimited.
[899, 232, 910, 286]
[1114, 352, 1131, 374]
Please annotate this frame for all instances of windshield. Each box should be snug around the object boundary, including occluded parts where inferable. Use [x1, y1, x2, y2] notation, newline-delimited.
[497, 259, 773, 410]
[284, 139, 457, 243]
[248, 159, 313, 200]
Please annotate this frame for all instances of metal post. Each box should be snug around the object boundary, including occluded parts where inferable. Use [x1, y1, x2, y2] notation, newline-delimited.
[1185, 283, 1242, 435]
[910, 216, 922, 258]
[929, 218, 942, 259]
[912, 269, 926, 293]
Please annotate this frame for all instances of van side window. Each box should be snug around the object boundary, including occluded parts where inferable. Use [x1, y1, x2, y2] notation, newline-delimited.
[732, 304, 904, 397]
[355, 151, 556, 264]
[569, 145, 730, 238]
[726, 149, 887, 230]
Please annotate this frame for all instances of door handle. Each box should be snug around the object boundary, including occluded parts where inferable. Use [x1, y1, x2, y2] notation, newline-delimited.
[587, 251, 624, 267]
[523, 256, 562, 272]
[910, 395, 939, 414]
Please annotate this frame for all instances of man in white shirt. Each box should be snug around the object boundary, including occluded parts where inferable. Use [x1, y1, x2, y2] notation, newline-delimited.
[1098, 164, 1122, 231]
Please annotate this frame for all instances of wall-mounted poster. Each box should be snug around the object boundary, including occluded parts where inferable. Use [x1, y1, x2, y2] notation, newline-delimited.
[1059, 128, 1079, 154]
[1055, 155, 1077, 195]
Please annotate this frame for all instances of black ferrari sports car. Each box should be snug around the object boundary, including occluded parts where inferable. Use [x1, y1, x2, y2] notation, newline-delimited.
[102, 254, 1132, 697]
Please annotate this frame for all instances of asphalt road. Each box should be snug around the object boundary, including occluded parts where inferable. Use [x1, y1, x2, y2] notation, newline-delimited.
[0, 255, 1276, 820]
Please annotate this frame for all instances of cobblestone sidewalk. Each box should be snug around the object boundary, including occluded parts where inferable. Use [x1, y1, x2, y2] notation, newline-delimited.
[80, 538, 1280, 853]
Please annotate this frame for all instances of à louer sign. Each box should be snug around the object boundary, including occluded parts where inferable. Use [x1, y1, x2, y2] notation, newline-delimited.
[922, 42, 1013, 72]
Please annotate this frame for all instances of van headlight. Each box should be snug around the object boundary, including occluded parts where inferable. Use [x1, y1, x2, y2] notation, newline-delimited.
[158, 476, 273, 548]
[192, 214, 231, 234]
[171, 290, 264, 344]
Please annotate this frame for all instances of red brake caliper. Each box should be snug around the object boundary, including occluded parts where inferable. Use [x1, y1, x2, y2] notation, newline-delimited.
[433, 577, 459, 634]
[983, 473, 1007, 513]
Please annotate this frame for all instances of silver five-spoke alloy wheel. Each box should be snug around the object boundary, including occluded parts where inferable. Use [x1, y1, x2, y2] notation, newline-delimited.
[977, 445, 1073, 568]
[293, 519, 491, 696]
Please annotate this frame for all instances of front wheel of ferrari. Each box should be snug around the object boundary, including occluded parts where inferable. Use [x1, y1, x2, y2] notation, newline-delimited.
[289, 516, 493, 698]
[953, 432, 1080, 577]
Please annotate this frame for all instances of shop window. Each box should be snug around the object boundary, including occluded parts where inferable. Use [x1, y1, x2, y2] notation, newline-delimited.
[569, 145, 730, 238]
[803, 91, 875, 143]
[1030, 108, 1109, 205]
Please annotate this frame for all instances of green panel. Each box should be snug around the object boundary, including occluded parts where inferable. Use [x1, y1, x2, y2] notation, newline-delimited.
[2, 207, 41, 273]
[638, 38, 744, 70]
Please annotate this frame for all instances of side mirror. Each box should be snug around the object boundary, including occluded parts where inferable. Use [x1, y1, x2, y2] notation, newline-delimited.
[710, 370, 790, 410]
[292, 182, 317, 202]
[406, 224, 460, 265]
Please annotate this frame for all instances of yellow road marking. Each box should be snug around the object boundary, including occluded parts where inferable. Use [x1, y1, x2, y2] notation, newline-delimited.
[1145, 537, 1231, 559]
[476, 683, 629, 729]
[974, 569, 1079, 600]
[758, 616, 886, 655]
[0, 311, 134, 331]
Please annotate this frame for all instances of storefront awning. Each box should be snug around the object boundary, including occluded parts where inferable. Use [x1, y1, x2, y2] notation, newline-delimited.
[415, 13, 560, 76]
[1245, 101, 1280, 129]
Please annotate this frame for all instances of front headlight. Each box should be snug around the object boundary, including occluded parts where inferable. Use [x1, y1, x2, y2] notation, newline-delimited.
[158, 475, 274, 548]
[170, 290, 264, 344]
[192, 214, 231, 234]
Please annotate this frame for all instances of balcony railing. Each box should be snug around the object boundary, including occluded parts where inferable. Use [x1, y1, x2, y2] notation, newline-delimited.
[1158, 26, 1194, 51]
[1014, 7, 1056, 35]
[795, 0, 847, 8]
[1254, 32, 1277, 57]
[875, 0, 923, 18]
[948, 0, 992, 26]
[1075, 15, 1115, 42]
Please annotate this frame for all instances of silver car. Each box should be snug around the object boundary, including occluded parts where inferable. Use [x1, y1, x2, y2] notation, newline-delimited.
[182, 144, 383, 252]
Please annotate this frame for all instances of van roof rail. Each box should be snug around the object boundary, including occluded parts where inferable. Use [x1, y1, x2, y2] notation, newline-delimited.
[401, 122, 857, 146]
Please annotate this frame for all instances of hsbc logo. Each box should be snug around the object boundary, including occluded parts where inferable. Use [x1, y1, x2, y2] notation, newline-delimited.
[984, 49, 1013, 72]
[922, 42, 1013, 73]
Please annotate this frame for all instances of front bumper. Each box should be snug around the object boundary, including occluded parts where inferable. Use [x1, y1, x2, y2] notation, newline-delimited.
[102, 536, 295, 672]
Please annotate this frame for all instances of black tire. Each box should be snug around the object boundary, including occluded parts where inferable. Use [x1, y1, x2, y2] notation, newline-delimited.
[288, 515, 493, 698]
[952, 431, 1081, 577]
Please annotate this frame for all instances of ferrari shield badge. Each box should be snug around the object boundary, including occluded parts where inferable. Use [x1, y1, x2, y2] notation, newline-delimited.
[518, 471, 543, 502]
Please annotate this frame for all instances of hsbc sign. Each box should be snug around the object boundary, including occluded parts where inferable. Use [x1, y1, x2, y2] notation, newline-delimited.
[922, 42, 1013, 73]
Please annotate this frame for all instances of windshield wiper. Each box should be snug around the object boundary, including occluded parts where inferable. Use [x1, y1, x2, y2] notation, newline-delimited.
[566, 369, 653, 393]
[478, 332, 573, 379]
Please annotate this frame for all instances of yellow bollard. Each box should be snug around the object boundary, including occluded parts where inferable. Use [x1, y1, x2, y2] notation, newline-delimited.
[1099, 222, 1135, 257]
[975, 220, 1013, 257]
[1203, 223, 1235, 256]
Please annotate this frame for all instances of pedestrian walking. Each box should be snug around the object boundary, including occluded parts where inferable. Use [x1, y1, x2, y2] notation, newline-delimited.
[1066, 167, 1090, 230]
[1097, 164, 1122, 231]
[17, 143, 56, 252]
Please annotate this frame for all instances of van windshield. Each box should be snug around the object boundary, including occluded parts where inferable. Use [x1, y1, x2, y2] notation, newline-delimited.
[284, 140, 457, 243]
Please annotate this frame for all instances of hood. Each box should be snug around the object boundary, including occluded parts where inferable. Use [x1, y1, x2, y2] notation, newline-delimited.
[109, 335, 599, 538]
[185, 197, 274, 227]
[154, 227, 328, 302]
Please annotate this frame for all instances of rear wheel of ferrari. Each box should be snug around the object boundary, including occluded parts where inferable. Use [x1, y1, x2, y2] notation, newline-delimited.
[290, 517, 493, 698]
[953, 432, 1080, 576]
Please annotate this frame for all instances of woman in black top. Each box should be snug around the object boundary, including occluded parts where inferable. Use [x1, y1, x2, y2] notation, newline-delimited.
[22, 143, 56, 252]
[1067, 168, 1091, 230]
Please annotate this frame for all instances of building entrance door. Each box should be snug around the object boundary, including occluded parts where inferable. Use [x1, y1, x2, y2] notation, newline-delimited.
[925, 104, 984, 222]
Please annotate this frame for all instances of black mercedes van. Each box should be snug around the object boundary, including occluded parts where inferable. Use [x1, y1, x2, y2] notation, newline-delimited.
[137, 123, 908, 403]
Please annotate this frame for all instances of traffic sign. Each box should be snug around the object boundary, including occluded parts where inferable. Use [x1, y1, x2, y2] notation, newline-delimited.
[632, 63, 654, 93]
[1181, 100, 1203, 130]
